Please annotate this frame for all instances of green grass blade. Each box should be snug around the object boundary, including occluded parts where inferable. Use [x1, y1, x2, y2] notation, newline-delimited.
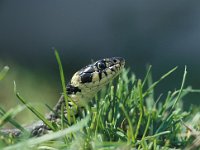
[143, 66, 178, 97]
[0, 105, 25, 127]
[120, 103, 135, 143]
[0, 66, 9, 81]
[135, 80, 143, 139]
[54, 49, 72, 124]
[142, 65, 152, 87]
[14, 81, 55, 131]
[171, 66, 187, 110]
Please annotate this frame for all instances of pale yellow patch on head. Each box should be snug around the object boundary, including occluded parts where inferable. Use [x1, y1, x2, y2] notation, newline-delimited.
[71, 72, 81, 87]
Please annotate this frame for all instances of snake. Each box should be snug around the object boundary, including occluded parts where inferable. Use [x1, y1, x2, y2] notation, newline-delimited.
[0, 57, 125, 138]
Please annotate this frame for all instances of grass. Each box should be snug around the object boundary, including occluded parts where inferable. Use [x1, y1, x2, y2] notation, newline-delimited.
[0, 53, 200, 149]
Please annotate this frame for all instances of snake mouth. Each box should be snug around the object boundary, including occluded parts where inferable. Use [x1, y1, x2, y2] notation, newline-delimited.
[104, 57, 125, 67]
[107, 57, 125, 73]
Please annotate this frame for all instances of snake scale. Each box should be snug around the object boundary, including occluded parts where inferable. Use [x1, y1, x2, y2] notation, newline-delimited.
[0, 57, 125, 137]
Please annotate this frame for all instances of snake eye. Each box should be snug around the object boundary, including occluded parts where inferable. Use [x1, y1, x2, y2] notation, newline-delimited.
[97, 62, 106, 70]
[113, 59, 117, 63]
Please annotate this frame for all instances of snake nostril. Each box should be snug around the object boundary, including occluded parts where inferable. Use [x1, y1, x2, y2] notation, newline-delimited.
[114, 57, 125, 65]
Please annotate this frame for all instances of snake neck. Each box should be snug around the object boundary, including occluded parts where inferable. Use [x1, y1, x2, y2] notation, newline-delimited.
[52, 83, 80, 112]
[52, 82, 98, 113]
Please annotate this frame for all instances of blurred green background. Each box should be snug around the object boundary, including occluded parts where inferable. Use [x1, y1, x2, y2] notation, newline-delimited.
[0, 1, 200, 124]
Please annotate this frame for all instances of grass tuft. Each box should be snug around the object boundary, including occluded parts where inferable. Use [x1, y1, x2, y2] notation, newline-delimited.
[0, 57, 200, 149]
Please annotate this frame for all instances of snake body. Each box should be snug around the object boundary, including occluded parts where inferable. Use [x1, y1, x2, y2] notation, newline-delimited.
[0, 57, 125, 137]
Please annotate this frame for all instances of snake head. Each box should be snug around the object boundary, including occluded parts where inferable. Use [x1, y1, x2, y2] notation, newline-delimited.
[69, 57, 125, 106]
[74, 57, 125, 84]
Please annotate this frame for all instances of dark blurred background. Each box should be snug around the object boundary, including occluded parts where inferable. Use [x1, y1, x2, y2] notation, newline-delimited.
[0, 0, 200, 123]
